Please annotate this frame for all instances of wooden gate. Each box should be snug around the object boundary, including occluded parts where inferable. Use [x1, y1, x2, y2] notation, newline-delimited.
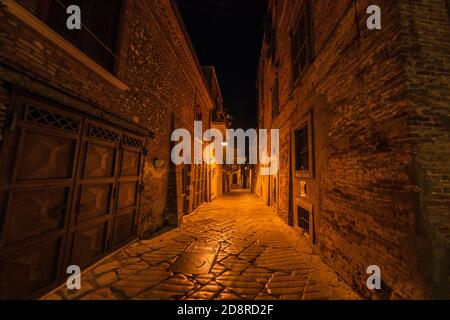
[192, 164, 207, 210]
[0, 93, 144, 299]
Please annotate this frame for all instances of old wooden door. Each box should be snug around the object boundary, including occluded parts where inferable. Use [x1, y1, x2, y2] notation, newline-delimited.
[192, 164, 207, 209]
[0, 93, 144, 299]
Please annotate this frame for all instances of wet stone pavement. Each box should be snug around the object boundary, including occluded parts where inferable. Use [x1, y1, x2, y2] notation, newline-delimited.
[43, 190, 359, 300]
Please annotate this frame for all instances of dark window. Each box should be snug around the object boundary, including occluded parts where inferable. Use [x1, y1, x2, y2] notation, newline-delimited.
[40, 0, 122, 72]
[272, 78, 279, 119]
[295, 125, 309, 171]
[297, 206, 310, 234]
[445, 0, 450, 20]
[291, 0, 314, 83]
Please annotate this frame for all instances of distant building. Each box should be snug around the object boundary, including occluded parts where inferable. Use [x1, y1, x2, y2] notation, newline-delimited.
[202, 66, 230, 199]
[256, 0, 450, 299]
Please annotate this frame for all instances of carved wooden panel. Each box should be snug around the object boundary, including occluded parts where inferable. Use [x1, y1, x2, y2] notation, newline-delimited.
[4, 188, 68, 245]
[117, 182, 137, 210]
[113, 210, 135, 246]
[15, 131, 76, 181]
[121, 150, 140, 176]
[83, 143, 116, 178]
[70, 223, 108, 267]
[77, 184, 112, 223]
[0, 238, 62, 299]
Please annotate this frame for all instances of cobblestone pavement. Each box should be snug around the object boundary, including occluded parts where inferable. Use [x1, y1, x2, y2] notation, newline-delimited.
[43, 190, 359, 300]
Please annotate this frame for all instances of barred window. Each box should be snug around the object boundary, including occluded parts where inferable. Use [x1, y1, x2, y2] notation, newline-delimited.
[297, 206, 310, 235]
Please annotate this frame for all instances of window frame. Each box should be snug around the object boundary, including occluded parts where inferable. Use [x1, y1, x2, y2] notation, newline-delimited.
[290, 0, 314, 87]
[294, 109, 314, 178]
[38, 0, 124, 74]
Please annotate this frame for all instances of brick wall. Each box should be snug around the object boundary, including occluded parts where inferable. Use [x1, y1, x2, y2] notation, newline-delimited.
[398, 0, 450, 298]
[0, 0, 213, 236]
[258, 0, 449, 299]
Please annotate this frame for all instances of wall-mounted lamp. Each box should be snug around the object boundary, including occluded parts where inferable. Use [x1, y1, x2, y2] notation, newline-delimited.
[153, 157, 165, 168]
[221, 142, 228, 146]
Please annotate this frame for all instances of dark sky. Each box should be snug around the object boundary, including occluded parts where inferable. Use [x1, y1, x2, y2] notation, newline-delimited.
[176, 0, 267, 130]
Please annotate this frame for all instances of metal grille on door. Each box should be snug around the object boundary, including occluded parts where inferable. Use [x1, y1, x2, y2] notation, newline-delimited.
[0, 94, 145, 299]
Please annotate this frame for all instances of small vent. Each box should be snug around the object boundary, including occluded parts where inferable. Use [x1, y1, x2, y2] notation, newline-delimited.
[24, 105, 81, 133]
[89, 124, 120, 142]
[123, 135, 143, 148]
[298, 206, 310, 235]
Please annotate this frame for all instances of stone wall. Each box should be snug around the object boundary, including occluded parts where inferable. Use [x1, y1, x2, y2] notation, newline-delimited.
[258, 0, 449, 299]
[0, 0, 213, 236]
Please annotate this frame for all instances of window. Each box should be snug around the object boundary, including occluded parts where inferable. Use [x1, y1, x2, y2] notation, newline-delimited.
[445, 0, 450, 20]
[294, 110, 313, 178]
[272, 78, 279, 119]
[295, 125, 309, 171]
[297, 206, 310, 235]
[291, 0, 314, 83]
[39, 0, 123, 72]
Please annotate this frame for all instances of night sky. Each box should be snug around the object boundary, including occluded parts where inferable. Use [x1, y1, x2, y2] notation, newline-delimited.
[176, 0, 267, 130]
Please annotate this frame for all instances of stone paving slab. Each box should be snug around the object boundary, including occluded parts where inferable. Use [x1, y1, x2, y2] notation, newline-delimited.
[42, 190, 359, 300]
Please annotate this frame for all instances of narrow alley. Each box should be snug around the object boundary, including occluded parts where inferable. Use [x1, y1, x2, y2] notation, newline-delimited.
[44, 190, 357, 300]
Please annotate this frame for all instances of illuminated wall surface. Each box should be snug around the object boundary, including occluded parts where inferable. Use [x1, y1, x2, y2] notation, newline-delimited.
[0, 0, 448, 300]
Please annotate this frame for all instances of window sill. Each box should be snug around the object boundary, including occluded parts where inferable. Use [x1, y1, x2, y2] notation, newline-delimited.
[295, 170, 313, 179]
[4, 0, 129, 91]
